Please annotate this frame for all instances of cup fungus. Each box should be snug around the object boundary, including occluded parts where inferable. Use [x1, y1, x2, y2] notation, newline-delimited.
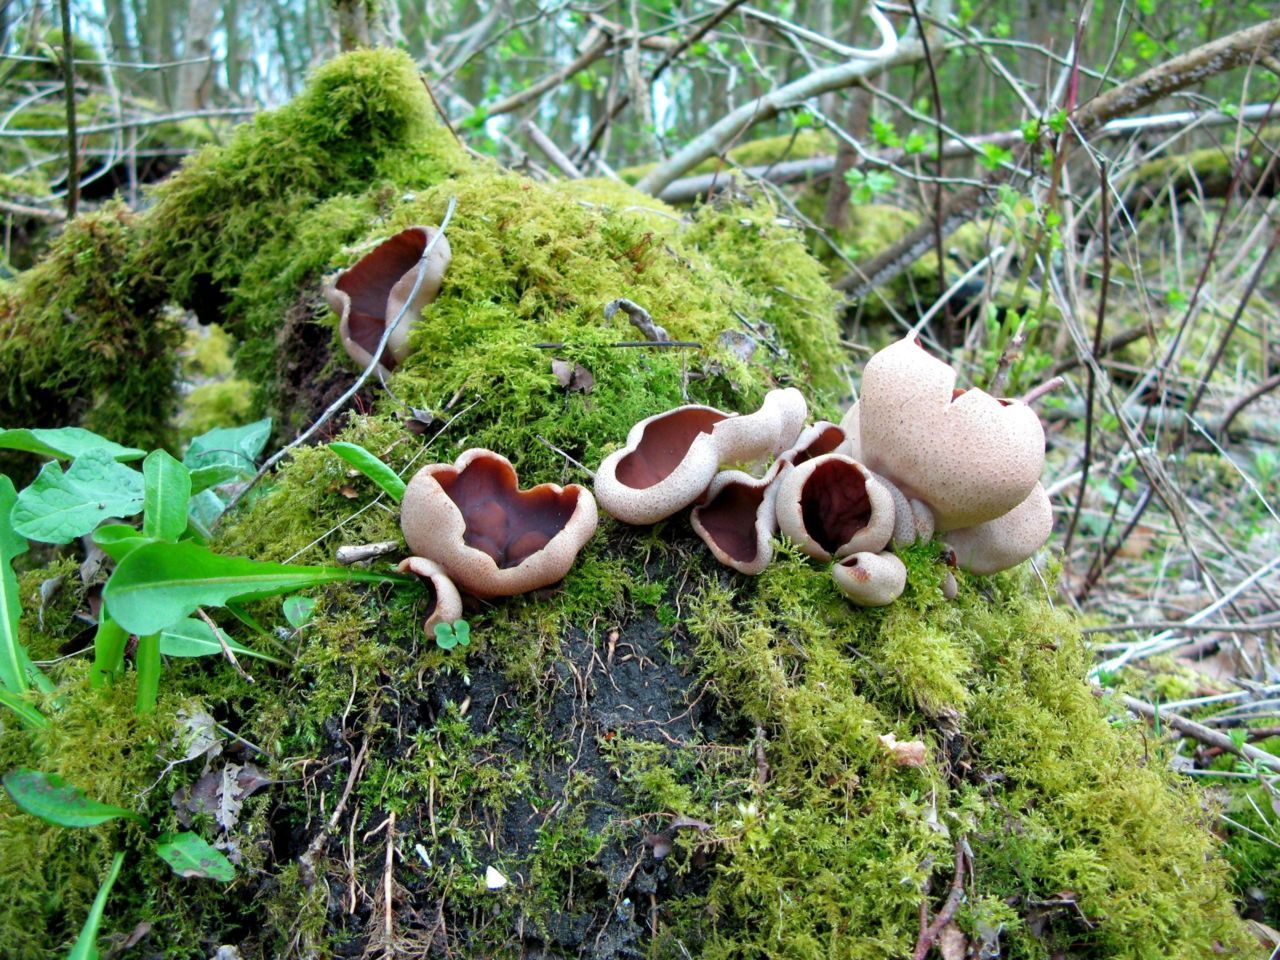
[594, 388, 807, 525]
[401, 449, 598, 599]
[832, 551, 907, 607]
[857, 336, 1044, 532]
[775, 454, 895, 561]
[837, 400, 862, 460]
[396, 556, 464, 635]
[323, 225, 452, 375]
[944, 482, 1053, 575]
[690, 462, 784, 576]
[781, 420, 847, 468]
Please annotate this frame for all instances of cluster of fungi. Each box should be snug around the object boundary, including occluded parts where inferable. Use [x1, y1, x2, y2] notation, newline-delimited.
[327, 227, 1052, 634]
[595, 335, 1052, 607]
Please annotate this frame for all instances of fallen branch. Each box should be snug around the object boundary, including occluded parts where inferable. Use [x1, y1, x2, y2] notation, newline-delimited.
[1218, 372, 1280, 441]
[1115, 693, 1280, 774]
[656, 102, 1280, 203]
[470, 29, 612, 122]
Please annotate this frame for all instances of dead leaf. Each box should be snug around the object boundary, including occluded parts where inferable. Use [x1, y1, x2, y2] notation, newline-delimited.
[339, 484, 359, 499]
[216, 765, 248, 832]
[717, 329, 757, 363]
[166, 708, 223, 769]
[551, 358, 595, 394]
[938, 922, 967, 960]
[37, 576, 63, 630]
[669, 814, 712, 832]
[879, 733, 927, 767]
[173, 762, 271, 831]
[404, 408, 441, 436]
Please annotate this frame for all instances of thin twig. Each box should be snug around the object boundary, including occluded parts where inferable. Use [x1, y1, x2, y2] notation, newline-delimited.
[1063, 160, 1112, 558]
[58, 0, 77, 219]
[336, 541, 402, 566]
[906, 0, 951, 346]
[1218, 371, 1280, 441]
[1082, 615, 1280, 635]
[535, 436, 595, 480]
[196, 608, 253, 684]
[912, 838, 968, 960]
[299, 734, 371, 887]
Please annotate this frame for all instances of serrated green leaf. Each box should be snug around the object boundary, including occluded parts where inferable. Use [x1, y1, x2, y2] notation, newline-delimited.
[11, 450, 144, 544]
[0, 427, 144, 462]
[103, 541, 409, 637]
[67, 851, 125, 960]
[282, 595, 316, 629]
[327, 442, 406, 502]
[188, 463, 243, 495]
[160, 618, 283, 664]
[143, 450, 191, 542]
[154, 832, 235, 882]
[0, 687, 47, 729]
[91, 525, 156, 564]
[1, 769, 144, 827]
[183, 419, 271, 472]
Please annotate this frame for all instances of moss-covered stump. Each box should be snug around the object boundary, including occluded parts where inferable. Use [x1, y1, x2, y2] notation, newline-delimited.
[0, 49, 1256, 960]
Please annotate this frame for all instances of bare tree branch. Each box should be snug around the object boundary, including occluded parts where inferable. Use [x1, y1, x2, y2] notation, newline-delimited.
[836, 18, 1280, 298]
[466, 28, 612, 122]
[636, 5, 916, 197]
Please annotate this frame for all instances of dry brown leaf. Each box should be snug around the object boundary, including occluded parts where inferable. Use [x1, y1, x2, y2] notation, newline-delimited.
[551, 358, 595, 394]
[879, 733, 927, 767]
[938, 921, 967, 960]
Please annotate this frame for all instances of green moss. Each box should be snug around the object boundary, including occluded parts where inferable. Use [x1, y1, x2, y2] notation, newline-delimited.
[0, 47, 1257, 959]
[176, 379, 256, 444]
[0, 201, 180, 459]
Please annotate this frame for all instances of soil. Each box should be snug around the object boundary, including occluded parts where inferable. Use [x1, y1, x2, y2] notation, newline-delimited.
[282, 566, 726, 957]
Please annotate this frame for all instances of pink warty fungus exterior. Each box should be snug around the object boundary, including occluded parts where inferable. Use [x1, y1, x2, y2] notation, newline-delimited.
[832, 551, 908, 607]
[396, 556, 464, 635]
[594, 388, 806, 525]
[857, 336, 1045, 533]
[774, 454, 895, 562]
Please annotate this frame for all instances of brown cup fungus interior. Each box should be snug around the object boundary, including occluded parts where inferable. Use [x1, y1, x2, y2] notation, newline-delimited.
[614, 408, 728, 489]
[695, 483, 768, 566]
[435, 456, 583, 569]
[334, 229, 432, 371]
[801, 459, 873, 554]
[790, 424, 845, 464]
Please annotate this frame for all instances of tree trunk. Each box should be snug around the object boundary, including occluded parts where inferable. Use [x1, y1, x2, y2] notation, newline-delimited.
[174, 0, 219, 110]
[333, 0, 371, 52]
